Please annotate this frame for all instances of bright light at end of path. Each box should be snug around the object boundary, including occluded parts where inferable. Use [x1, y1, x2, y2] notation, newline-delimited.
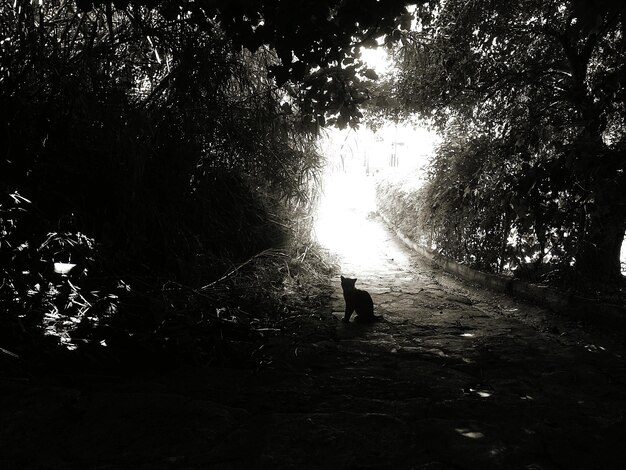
[314, 172, 379, 267]
[314, 124, 438, 271]
[313, 170, 412, 273]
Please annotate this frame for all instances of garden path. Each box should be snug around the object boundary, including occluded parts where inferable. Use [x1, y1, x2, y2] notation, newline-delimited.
[315, 210, 626, 469]
[2, 199, 626, 469]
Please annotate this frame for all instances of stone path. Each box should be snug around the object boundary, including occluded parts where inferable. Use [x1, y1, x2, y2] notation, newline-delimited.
[318, 213, 626, 469]
[2, 213, 626, 469]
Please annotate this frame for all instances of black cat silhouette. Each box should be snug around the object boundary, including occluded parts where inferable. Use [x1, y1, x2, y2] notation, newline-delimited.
[341, 275, 379, 323]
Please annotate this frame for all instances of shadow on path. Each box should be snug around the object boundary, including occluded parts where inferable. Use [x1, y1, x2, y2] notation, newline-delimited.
[2, 209, 626, 469]
[317, 211, 626, 470]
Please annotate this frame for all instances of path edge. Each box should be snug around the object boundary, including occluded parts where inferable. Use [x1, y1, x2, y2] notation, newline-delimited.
[378, 212, 626, 331]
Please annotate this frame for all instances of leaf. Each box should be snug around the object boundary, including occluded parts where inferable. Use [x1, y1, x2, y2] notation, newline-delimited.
[336, 113, 349, 129]
[290, 61, 306, 81]
[399, 13, 413, 31]
[0, 347, 19, 359]
[360, 37, 378, 49]
[363, 68, 378, 80]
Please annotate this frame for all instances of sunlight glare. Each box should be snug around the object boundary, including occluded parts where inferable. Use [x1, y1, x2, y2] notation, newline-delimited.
[314, 125, 438, 271]
[54, 262, 76, 275]
[456, 428, 485, 439]
[360, 46, 392, 75]
[314, 171, 379, 266]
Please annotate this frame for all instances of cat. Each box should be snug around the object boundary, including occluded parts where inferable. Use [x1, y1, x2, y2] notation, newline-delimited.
[340, 275, 380, 323]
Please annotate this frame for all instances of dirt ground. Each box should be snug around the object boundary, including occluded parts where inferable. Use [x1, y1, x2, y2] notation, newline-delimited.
[2, 213, 626, 469]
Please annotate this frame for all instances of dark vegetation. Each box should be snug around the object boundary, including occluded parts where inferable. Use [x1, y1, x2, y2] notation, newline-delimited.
[375, 0, 626, 296]
[1, 0, 624, 371]
[0, 5, 304, 367]
[1, 3, 625, 468]
[0, 0, 412, 369]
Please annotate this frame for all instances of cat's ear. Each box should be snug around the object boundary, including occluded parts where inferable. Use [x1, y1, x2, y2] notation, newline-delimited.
[340, 275, 345, 280]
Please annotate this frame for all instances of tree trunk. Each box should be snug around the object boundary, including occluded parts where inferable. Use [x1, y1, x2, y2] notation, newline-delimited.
[570, 108, 625, 284]
[576, 201, 625, 284]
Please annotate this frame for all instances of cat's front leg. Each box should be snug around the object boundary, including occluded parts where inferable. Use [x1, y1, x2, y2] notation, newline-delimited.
[343, 305, 354, 323]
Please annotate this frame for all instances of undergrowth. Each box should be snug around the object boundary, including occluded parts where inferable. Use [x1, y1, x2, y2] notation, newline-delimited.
[0, 3, 337, 375]
[1, 220, 337, 375]
[1, 180, 335, 375]
[375, 174, 626, 302]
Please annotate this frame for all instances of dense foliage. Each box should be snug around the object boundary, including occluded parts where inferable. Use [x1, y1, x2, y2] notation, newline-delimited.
[392, 0, 626, 285]
[2, 0, 379, 360]
[73, 0, 417, 129]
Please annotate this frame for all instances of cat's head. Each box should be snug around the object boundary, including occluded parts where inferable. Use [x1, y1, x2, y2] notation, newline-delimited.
[340, 275, 357, 290]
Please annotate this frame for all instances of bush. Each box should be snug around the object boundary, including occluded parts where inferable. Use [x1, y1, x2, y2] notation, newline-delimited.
[0, 2, 327, 365]
[375, 133, 588, 281]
